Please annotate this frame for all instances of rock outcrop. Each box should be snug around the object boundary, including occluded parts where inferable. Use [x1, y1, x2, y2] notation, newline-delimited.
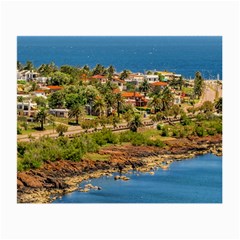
[17, 134, 222, 203]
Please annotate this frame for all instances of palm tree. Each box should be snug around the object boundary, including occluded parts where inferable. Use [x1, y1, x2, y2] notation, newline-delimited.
[115, 93, 124, 117]
[148, 94, 161, 113]
[128, 113, 143, 132]
[24, 61, 34, 71]
[93, 97, 106, 116]
[35, 107, 48, 130]
[120, 70, 130, 80]
[160, 87, 174, 111]
[139, 79, 150, 96]
[68, 103, 86, 125]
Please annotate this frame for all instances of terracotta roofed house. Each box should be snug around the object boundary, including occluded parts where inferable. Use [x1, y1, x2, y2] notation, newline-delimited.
[91, 75, 107, 84]
[46, 85, 63, 93]
[121, 91, 148, 107]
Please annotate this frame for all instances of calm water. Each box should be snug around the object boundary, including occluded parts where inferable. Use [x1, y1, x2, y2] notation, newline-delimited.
[17, 36, 222, 79]
[53, 154, 222, 204]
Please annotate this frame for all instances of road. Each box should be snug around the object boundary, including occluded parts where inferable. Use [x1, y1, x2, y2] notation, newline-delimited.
[195, 80, 222, 108]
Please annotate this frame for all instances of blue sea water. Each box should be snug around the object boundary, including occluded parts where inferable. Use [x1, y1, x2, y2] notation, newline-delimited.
[17, 36, 222, 79]
[53, 154, 222, 204]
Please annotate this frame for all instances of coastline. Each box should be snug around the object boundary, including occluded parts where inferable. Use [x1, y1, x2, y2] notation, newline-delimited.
[17, 135, 222, 203]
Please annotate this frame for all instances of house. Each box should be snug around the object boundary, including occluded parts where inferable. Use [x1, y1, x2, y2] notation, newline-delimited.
[144, 74, 159, 83]
[91, 75, 107, 84]
[49, 109, 69, 118]
[46, 85, 63, 93]
[36, 77, 49, 84]
[150, 81, 168, 87]
[32, 90, 47, 98]
[17, 101, 37, 117]
[125, 74, 144, 85]
[157, 71, 175, 81]
[111, 77, 126, 91]
[121, 92, 148, 107]
[17, 70, 39, 81]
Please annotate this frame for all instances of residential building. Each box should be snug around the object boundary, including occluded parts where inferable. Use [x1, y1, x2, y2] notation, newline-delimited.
[46, 85, 63, 93]
[111, 77, 126, 91]
[49, 109, 69, 118]
[91, 75, 107, 84]
[121, 92, 148, 107]
[17, 101, 37, 117]
[144, 74, 159, 83]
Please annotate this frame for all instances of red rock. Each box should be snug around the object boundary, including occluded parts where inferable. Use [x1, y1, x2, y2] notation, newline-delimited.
[18, 172, 43, 188]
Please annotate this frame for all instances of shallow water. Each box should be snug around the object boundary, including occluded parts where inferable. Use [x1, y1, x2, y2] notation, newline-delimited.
[53, 154, 222, 204]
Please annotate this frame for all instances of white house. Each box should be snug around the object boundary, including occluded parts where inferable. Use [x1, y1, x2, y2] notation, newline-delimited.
[125, 74, 144, 85]
[144, 74, 159, 83]
[17, 101, 37, 117]
[111, 77, 126, 91]
[49, 109, 69, 118]
[17, 70, 39, 81]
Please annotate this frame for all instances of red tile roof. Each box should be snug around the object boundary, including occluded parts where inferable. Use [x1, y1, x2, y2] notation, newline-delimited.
[47, 86, 63, 90]
[121, 92, 143, 98]
[150, 82, 168, 86]
[34, 90, 45, 93]
[92, 75, 106, 79]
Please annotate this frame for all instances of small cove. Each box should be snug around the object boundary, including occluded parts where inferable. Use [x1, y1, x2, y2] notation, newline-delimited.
[53, 154, 222, 203]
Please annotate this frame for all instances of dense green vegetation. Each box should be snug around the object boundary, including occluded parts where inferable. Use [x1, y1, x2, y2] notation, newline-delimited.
[17, 114, 221, 172]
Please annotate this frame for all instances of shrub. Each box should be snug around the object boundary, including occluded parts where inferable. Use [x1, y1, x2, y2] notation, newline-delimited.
[195, 126, 206, 137]
[160, 126, 169, 137]
[131, 133, 146, 146]
[119, 131, 135, 143]
[56, 124, 68, 136]
[180, 113, 191, 126]
[207, 128, 216, 136]
[146, 139, 165, 147]
[17, 126, 22, 135]
[215, 123, 222, 134]
[157, 124, 162, 130]
[92, 128, 119, 146]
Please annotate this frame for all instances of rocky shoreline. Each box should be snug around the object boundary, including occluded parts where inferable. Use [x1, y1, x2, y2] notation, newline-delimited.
[17, 135, 222, 203]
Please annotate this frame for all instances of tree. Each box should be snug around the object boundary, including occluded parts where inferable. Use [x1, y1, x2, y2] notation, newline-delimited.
[35, 107, 48, 130]
[56, 124, 68, 136]
[122, 110, 134, 123]
[24, 61, 34, 71]
[38, 62, 58, 76]
[92, 64, 106, 75]
[68, 104, 86, 125]
[177, 76, 184, 90]
[33, 96, 47, 108]
[17, 61, 24, 71]
[148, 95, 161, 113]
[160, 87, 174, 111]
[107, 65, 115, 75]
[215, 97, 222, 113]
[49, 71, 72, 86]
[139, 79, 150, 96]
[116, 93, 124, 117]
[194, 71, 204, 99]
[200, 101, 214, 113]
[48, 91, 65, 109]
[120, 70, 130, 80]
[170, 105, 181, 118]
[158, 73, 164, 81]
[93, 97, 106, 116]
[128, 113, 143, 132]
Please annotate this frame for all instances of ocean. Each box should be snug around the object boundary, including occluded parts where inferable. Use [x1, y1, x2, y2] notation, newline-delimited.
[17, 36, 222, 79]
[53, 154, 222, 204]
